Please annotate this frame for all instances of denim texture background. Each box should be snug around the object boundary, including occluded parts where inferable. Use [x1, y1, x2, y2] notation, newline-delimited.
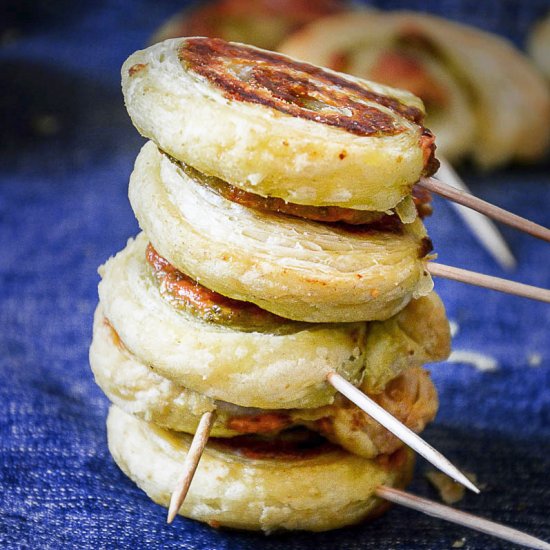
[0, 0, 549, 548]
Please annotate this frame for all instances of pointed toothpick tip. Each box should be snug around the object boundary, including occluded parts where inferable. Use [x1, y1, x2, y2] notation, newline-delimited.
[166, 410, 216, 525]
[326, 371, 477, 494]
[166, 502, 178, 524]
[458, 473, 480, 495]
[376, 486, 550, 550]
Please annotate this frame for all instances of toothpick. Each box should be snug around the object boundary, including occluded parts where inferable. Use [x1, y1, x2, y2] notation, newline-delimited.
[167, 411, 216, 524]
[434, 157, 516, 270]
[428, 262, 550, 303]
[326, 372, 479, 494]
[419, 173, 550, 244]
[376, 486, 550, 550]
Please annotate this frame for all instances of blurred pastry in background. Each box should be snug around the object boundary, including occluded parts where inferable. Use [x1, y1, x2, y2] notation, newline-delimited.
[150, 0, 349, 51]
[528, 12, 550, 81]
[280, 11, 550, 168]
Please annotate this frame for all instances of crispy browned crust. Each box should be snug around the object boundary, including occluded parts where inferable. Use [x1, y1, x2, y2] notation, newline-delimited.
[179, 37, 425, 135]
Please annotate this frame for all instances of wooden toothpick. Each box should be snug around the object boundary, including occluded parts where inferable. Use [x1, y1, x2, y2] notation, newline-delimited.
[434, 157, 516, 270]
[419, 174, 550, 244]
[167, 411, 216, 524]
[326, 372, 479, 494]
[376, 486, 550, 550]
[428, 263, 550, 303]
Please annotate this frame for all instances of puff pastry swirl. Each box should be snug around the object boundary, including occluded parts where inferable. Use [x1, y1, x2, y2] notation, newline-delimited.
[107, 405, 414, 532]
[129, 141, 434, 323]
[98, 233, 367, 409]
[122, 37, 436, 211]
[91, 288, 449, 456]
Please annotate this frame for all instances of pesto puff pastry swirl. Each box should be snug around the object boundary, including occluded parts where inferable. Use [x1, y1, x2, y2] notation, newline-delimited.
[91, 305, 428, 445]
[129, 141, 434, 323]
[149, 0, 348, 52]
[90, 294, 449, 450]
[91, 284, 449, 456]
[121, 37, 437, 212]
[91, 308, 437, 455]
[98, 233, 366, 410]
[107, 405, 414, 532]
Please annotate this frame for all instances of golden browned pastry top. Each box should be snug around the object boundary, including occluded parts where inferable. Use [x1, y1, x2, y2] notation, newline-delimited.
[180, 37, 431, 139]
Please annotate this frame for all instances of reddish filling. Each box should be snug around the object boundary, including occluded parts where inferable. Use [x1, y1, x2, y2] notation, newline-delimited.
[103, 318, 125, 350]
[219, 182, 434, 237]
[329, 51, 351, 73]
[369, 51, 449, 110]
[127, 63, 147, 77]
[376, 446, 409, 471]
[213, 428, 337, 460]
[420, 128, 439, 177]
[227, 412, 292, 434]
[176, 155, 433, 224]
[214, 427, 408, 466]
[145, 244, 286, 329]
[205, 172, 389, 225]
[417, 236, 434, 260]
[412, 181, 433, 218]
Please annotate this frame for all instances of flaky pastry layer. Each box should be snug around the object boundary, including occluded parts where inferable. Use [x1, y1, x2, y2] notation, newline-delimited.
[130, 142, 434, 323]
[98, 234, 366, 409]
[91, 297, 447, 457]
[107, 405, 414, 531]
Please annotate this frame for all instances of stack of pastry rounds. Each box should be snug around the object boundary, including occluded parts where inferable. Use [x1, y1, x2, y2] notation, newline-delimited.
[91, 37, 451, 532]
[280, 11, 550, 168]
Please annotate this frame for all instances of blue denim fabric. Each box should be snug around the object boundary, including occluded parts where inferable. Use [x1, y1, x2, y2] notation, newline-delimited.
[0, 1, 549, 548]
